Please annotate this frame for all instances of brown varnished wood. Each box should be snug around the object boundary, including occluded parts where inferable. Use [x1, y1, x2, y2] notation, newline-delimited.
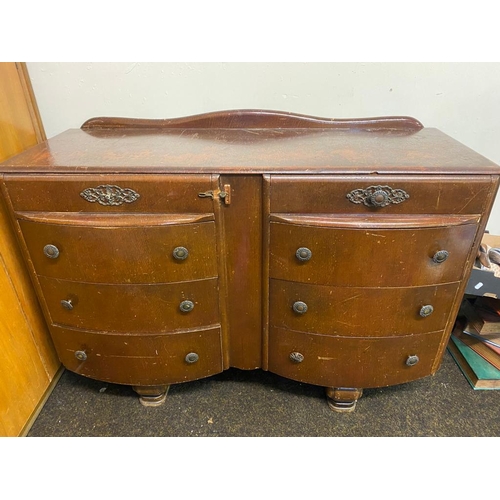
[4, 174, 213, 213]
[1, 110, 500, 411]
[268, 327, 444, 388]
[269, 221, 479, 287]
[51, 325, 223, 386]
[18, 220, 218, 284]
[81, 109, 424, 130]
[270, 280, 460, 337]
[39, 276, 219, 333]
[221, 175, 263, 369]
[270, 175, 493, 215]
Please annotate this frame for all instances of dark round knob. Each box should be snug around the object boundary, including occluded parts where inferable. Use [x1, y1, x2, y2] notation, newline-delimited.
[406, 355, 420, 367]
[43, 244, 60, 259]
[369, 190, 389, 207]
[419, 305, 434, 317]
[185, 352, 199, 364]
[292, 301, 308, 314]
[295, 247, 312, 262]
[433, 250, 449, 263]
[290, 352, 304, 363]
[179, 300, 194, 313]
[173, 246, 189, 260]
[61, 299, 73, 310]
[75, 350, 87, 361]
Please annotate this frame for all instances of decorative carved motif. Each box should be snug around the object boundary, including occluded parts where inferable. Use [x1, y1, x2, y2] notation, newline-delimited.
[80, 185, 140, 206]
[346, 185, 409, 207]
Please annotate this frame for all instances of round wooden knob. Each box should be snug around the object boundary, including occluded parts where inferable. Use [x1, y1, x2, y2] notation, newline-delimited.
[295, 247, 312, 262]
[419, 305, 434, 317]
[43, 244, 60, 259]
[173, 246, 189, 260]
[185, 352, 199, 364]
[75, 350, 87, 361]
[433, 250, 449, 263]
[289, 352, 304, 363]
[293, 301, 308, 314]
[179, 300, 194, 312]
[61, 299, 74, 310]
[406, 355, 420, 366]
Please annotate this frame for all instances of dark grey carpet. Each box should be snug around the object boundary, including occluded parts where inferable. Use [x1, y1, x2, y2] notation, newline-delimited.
[27, 349, 500, 437]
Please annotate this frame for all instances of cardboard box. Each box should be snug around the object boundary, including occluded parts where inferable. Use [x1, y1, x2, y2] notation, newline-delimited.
[465, 234, 500, 298]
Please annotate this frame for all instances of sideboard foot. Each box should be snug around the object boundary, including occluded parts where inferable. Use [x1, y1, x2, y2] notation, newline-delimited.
[325, 387, 363, 413]
[133, 385, 170, 407]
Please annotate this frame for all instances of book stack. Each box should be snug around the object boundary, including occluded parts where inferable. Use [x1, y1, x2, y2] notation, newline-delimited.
[448, 297, 500, 389]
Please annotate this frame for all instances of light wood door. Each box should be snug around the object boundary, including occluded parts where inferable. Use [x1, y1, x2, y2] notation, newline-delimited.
[0, 62, 60, 437]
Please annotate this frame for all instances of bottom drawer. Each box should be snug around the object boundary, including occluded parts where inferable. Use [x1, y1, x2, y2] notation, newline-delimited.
[268, 327, 444, 388]
[51, 326, 223, 386]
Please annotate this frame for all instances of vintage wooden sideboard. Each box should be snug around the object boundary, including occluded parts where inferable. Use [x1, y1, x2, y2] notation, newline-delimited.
[1, 109, 499, 412]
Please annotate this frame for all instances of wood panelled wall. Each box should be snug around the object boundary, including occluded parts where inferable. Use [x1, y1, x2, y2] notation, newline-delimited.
[0, 62, 60, 436]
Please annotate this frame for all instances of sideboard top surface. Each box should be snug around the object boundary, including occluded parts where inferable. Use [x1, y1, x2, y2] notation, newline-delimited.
[1, 126, 498, 175]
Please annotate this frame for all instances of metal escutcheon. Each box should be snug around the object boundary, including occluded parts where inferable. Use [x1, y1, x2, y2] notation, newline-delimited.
[75, 350, 87, 361]
[173, 246, 189, 260]
[295, 247, 312, 262]
[185, 352, 199, 364]
[179, 300, 194, 312]
[43, 244, 60, 259]
[61, 299, 74, 310]
[419, 305, 434, 317]
[293, 301, 308, 314]
[290, 352, 305, 363]
[433, 250, 449, 263]
[406, 355, 419, 366]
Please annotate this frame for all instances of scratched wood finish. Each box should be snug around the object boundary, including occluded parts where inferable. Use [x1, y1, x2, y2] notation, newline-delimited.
[269, 279, 460, 337]
[0, 63, 59, 436]
[51, 325, 223, 386]
[269, 221, 479, 287]
[268, 327, 444, 388]
[39, 276, 220, 333]
[1, 109, 499, 410]
[270, 175, 493, 215]
[18, 220, 218, 284]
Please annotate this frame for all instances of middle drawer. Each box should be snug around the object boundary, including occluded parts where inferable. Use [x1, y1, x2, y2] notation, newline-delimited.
[39, 276, 219, 333]
[270, 279, 459, 337]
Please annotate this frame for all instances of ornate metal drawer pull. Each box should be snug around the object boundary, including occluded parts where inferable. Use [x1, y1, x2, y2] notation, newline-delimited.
[179, 300, 195, 313]
[75, 350, 87, 361]
[290, 352, 305, 363]
[296, 247, 312, 262]
[80, 185, 140, 206]
[185, 352, 199, 364]
[347, 185, 409, 207]
[61, 299, 74, 310]
[43, 244, 60, 259]
[432, 250, 449, 263]
[419, 305, 434, 317]
[173, 247, 189, 260]
[406, 355, 419, 366]
[293, 301, 308, 314]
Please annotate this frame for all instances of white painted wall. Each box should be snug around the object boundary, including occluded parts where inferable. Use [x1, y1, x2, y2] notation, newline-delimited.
[26, 62, 500, 233]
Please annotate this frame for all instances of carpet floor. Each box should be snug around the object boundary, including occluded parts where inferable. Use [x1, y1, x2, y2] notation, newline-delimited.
[27, 347, 500, 437]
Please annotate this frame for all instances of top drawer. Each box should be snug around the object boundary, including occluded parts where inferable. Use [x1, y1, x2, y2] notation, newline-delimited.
[270, 175, 493, 214]
[3, 174, 214, 213]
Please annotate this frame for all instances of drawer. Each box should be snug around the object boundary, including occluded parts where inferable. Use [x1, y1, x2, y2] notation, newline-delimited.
[269, 220, 478, 287]
[39, 276, 219, 333]
[50, 325, 223, 385]
[268, 327, 444, 388]
[3, 174, 214, 213]
[270, 175, 493, 214]
[19, 219, 218, 284]
[269, 279, 459, 337]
